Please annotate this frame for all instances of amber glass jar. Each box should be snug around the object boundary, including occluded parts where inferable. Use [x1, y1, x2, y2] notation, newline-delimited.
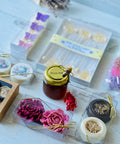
[43, 65, 71, 100]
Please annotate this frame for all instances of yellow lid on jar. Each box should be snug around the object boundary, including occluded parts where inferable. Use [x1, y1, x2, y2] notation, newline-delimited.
[44, 65, 71, 86]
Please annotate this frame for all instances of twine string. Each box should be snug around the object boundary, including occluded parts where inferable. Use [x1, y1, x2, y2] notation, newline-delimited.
[86, 135, 91, 144]
[0, 52, 20, 62]
[21, 98, 76, 131]
[0, 53, 35, 78]
[0, 53, 10, 58]
[0, 73, 35, 77]
[27, 121, 76, 131]
[107, 94, 116, 131]
[81, 113, 91, 144]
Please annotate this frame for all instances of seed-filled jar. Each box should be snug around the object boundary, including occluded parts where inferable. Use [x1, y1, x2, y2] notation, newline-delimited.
[43, 65, 72, 100]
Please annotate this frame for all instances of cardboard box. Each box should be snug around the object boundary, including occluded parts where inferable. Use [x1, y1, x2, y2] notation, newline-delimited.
[0, 78, 19, 121]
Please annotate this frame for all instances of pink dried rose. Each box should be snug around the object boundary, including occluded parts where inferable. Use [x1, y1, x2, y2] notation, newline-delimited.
[17, 99, 45, 124]
[111, 66, 120, 77]
[64, 92, 77, 111]
[40, 109, 69, 133]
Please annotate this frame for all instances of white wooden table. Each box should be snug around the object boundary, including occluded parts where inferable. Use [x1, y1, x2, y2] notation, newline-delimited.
[0, 0, 120, 144]
[75, 0, 120, 17]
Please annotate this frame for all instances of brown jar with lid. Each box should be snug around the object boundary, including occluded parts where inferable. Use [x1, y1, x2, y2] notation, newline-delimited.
[43, 65, 72, 100]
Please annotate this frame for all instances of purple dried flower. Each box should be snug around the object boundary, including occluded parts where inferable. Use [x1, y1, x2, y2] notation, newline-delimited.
[36, 12, 49, 22]
[24, 32, 38, 41]
[30, 22, 44, 32]
[109, 76, 120, 89]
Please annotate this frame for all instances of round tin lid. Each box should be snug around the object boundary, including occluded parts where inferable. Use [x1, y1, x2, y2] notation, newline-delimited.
[44, 65, 70, 86]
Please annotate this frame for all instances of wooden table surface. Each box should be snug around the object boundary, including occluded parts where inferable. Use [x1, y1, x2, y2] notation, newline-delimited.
[0, 0, 120, 144]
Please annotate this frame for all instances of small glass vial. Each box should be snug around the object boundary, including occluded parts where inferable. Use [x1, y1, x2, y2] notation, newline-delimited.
[43, 65, 72, 100]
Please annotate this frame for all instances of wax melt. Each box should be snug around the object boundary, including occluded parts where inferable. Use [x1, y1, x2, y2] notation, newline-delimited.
[45, 58, 59, 67]
[0, 86, 10, 102]
[79, 117, 107, 144]
[87, 99, 111, 123]
[93, 34, 107, 43]
[79, 70, 91, 81]
[0, 78, 19, 121]
[0, 58, 11, 75]
[17, 12, 50, 57]
[10, 63, 33, 84]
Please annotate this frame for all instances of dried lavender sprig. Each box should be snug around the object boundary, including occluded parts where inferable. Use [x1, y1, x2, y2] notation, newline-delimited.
[41, 0, 57, 16]
[41, 0, 70, 10]
[53, 0, 69, 8]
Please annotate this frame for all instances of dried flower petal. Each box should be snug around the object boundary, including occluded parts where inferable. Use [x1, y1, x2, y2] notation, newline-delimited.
[64, 92, 77, 111]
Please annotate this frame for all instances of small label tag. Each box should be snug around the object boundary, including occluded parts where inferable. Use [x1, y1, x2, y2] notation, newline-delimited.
[50, 34, 103, 60]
